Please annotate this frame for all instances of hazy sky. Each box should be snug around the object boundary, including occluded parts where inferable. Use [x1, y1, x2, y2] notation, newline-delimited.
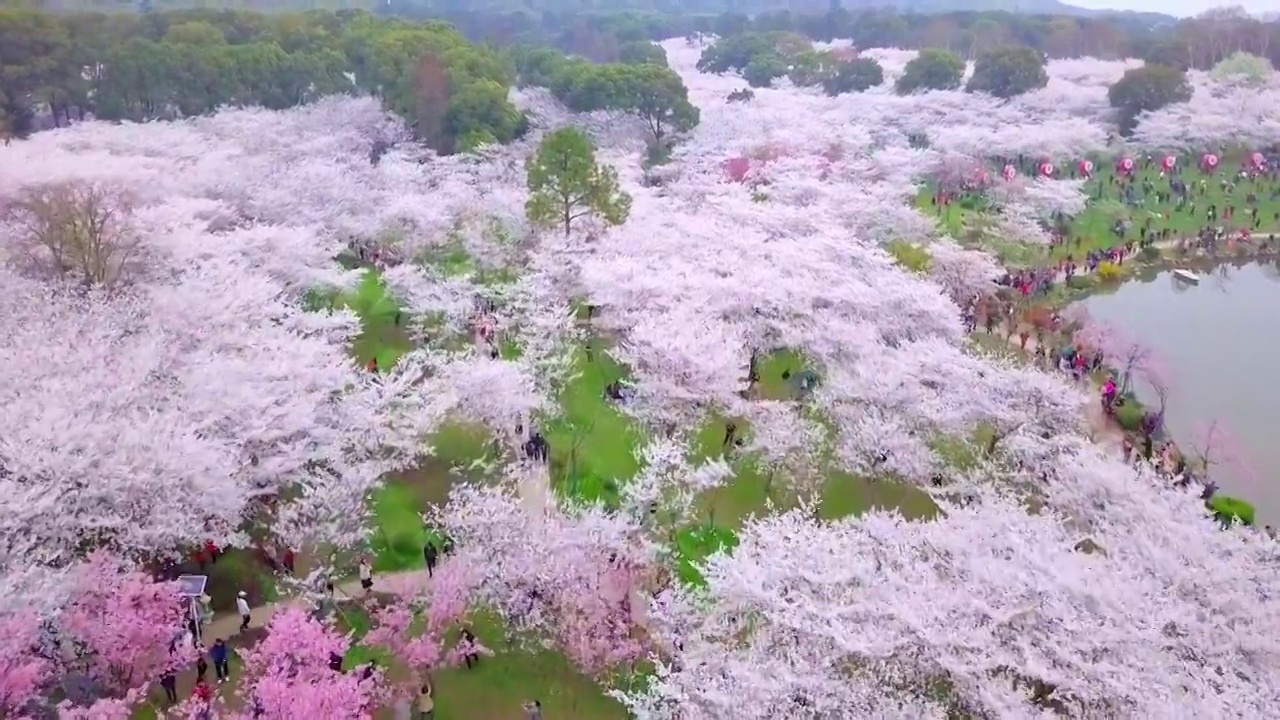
[1066, 0, 1272, 15]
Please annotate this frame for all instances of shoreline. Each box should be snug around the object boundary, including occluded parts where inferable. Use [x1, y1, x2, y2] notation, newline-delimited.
[972, 237, 1277, 528]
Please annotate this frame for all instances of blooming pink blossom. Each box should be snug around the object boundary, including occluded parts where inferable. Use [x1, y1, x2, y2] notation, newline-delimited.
[232, 608, 381, 720]
[0, 613, 53, 717]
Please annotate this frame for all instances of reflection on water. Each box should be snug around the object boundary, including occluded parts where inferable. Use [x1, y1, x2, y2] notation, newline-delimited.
[1083, 259, 1280, 524]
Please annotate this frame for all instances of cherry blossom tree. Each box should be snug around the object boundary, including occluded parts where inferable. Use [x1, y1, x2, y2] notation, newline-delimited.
[0, 613, 53, 718]
[1186, 419, 1253, 482]
[925, 237, 1003, 302]
[223, 607, 381, 720]
[360, 558, 481, 687]
[623, 490, 1280, 718]
[430, 483, 654, 677]
[618, 438, 733, 528]
[0, 554, 187, 718]
[1073, 316, 1158, 395]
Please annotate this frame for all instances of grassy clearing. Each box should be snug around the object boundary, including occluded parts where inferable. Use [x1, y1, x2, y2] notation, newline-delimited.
[339, 607, 630, 720]
[546, 340, 645, 497]
[915, 151, 1280, 263]
[348, 271, 412, 369]
[691, 349, 939, 530]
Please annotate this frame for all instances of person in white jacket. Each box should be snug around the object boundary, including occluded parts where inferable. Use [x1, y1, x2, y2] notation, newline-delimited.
[236, 591, 251, 632]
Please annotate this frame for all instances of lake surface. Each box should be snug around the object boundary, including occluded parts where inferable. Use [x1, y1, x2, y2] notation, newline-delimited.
[1083, 261, 1280, 525]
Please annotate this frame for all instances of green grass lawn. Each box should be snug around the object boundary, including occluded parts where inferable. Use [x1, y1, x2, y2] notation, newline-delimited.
[339, 606, 630, 720]
[546, 339, 645, 498]
[915, 151, 1280, 263]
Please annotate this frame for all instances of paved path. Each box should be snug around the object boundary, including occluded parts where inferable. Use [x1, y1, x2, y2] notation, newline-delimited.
[199, 569, 435, 644]
[164, 451, 558, 716]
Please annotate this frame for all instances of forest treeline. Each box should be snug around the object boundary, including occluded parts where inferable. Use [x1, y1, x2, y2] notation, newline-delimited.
[0, 8, 529, 152]
[0, 7, 696, 154]
[427, 7, 1279, 70]
[1, 4, 1274, 151]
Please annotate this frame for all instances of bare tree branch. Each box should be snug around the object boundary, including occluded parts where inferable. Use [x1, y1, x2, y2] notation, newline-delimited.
[3, 181, 140, 288]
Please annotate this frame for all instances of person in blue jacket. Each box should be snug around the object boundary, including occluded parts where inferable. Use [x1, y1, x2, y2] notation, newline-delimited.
[210, 638, 231, 684]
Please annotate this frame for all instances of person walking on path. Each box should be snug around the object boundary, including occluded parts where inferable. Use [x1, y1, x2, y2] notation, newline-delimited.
[160, 669, 178, 703]
[358, 557, 374, 595]
[417, 679, 435, 719]
[523, 699, 543, 719]
[195, 647, 209, 683]
[423, 542, 438, 578]
[211, 638, 231, 684]
[193, 679, 213, 720]
[236, 591, 252, 632]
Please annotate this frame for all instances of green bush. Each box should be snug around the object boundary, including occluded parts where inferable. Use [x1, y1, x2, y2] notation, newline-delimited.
[1096, 261, 1123, 282]
[1209, 495, 1256, 527]
[1113, 400, 1145, 433]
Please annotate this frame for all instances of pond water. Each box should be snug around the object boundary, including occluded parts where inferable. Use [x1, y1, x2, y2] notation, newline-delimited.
[1082, 260, 1280, 525]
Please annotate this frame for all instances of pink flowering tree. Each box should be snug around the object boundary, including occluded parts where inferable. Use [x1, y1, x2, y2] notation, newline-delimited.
[0, 554, 187, 717]
[56, 554, 189, 698]
[0, 613, 54, 718]
[1187, 419, 1253, 483]
[359, 558, 481, 695]
[431, 484, 653, 678]
[223, 607, 382, 720]
[1073, 317, 1158, 395]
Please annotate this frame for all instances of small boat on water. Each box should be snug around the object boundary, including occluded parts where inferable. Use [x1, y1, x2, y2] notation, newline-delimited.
[1172, 268, 1200, 284]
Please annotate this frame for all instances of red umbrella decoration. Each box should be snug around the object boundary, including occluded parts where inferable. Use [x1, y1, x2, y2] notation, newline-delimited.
[1038, 161, 1055, 178]
[1002, 164, 1016, 181]
[1078, 159, 1094, 177]
[1201, 152, 1219, 172]
[1251, 151, 1267, 169]
[1161, 154, 1177, 173]
[1117, 157, 1135, 176]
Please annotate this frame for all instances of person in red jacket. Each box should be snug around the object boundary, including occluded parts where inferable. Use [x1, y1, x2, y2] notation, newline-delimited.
[193, 679, 213, 702]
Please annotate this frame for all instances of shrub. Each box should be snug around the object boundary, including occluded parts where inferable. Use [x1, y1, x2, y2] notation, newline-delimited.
[1096, 261, 1123, 282]
[887, 241, 931, 273]
[1113, 400, 1145, 433]
[1139, 246, 1161, 262]
[1209, 495, 1256, 527]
